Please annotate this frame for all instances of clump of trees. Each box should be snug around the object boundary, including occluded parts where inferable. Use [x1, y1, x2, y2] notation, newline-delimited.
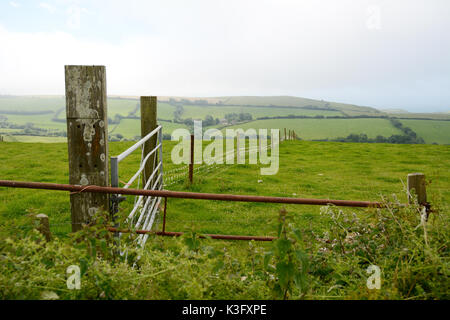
[224, 113, 252, 123]
[174, 105, 184, 122]
[331, 132, 425, 144]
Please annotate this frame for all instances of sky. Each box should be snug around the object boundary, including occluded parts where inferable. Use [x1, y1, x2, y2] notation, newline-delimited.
[0, 0, 449, 112]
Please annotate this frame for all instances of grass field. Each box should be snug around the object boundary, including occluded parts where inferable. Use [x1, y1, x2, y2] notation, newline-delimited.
[224, 118, 404, 140]
[181, 105, 343, 119]
[0, 96, 64, 113]
[2, 135, 67, 143]
[4, 114, 67, 131]
[400, 119, 450, 144]
[0, 140, 448, 237]
[219, 96, 382, 116]
[110, 119, 188, 139]
[391, 113, 450, 120]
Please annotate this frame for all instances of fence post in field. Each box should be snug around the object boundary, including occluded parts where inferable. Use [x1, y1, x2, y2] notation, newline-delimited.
[35, 214, 51, 242]
[65, 65, 109, 232]
[141, 96, 158, 187]
[189, 134, 194, 184]
[407, 173, 427, 206]
[284, 128, 286, 141]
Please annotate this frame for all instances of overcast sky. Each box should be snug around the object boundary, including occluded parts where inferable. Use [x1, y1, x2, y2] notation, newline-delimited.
[0, 0, 449, 112]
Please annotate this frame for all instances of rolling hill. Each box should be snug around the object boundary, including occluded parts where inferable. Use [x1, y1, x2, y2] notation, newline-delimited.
[1, 95, 449, 144]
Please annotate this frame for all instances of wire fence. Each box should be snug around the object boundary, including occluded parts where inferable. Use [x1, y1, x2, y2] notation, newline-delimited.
[163, 139, 274, 186]
[0, 129, 285, 242]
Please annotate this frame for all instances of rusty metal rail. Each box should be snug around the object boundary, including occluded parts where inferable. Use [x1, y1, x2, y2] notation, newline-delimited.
[0, 180, 385, 208]
[107, 227, 276, 241]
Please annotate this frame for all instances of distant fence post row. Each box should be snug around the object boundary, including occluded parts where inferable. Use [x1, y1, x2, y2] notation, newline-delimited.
[282, 128, 296, 141]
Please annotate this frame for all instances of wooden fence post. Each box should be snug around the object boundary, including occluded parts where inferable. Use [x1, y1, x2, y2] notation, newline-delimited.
[65, 65, 109, 232]
[284, 128, 286, 141]
[35, 214, 52, 242]
[189, 134, 194, 184]
[141, 96, 158, 187]
[407, 173, 427, 206]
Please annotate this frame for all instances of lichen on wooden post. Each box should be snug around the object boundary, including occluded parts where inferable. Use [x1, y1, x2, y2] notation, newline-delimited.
[65, 65, 109, 232]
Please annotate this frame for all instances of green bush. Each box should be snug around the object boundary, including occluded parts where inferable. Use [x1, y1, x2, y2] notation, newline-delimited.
[0, 198, 448, 300]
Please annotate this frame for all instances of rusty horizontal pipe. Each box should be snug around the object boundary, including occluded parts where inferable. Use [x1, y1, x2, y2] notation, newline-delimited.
[107, 227, 276, 241]
[0, 180, 385, 208]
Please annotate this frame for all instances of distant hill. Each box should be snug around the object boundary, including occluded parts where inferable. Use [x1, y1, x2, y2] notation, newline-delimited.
[157, 95, 383, 117]
[380, 108, 409, 114]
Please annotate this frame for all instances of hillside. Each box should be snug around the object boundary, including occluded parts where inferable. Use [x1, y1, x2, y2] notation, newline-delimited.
[1, 95, 450, 144]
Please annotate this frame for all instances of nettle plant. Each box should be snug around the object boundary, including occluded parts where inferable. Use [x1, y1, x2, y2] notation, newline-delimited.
[264, 209, 310, 300]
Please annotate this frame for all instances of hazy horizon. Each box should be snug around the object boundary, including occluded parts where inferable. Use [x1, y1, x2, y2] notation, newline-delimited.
[1, 0, 449, 113]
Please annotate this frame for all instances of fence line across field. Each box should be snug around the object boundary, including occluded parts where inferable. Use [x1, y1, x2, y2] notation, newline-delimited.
[164, 136, 274, 186]
[109, 128, 274, 246]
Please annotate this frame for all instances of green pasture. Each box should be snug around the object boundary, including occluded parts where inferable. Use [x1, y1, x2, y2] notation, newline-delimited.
[181, 105, 342, 119]
[0, 140, 448, 238]
[0, 96, 64, 113]
[400, 119, 450, 144]
[224, 118, 404, 140]
[110, 119, 188, 139]
[220, 96, 381, 115]
[2, 135, 67, 143]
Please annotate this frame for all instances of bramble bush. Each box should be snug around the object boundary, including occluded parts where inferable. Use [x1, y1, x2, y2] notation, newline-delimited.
[0, 193, 448, 300]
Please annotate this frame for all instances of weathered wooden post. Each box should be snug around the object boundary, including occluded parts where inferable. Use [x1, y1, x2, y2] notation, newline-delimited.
[141, 96, 158, 187]
[284, 128, 286, 141]
[189, 134, 194, 184]
[65, 65, 109, 232]
[35, 214, 52, 242]
[407, 173, 427, 206]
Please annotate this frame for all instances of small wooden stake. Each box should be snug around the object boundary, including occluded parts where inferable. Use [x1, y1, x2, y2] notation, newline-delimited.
[162, 197, 168, 233]
[35, 214, 51, 242]
[407, 173, 427, 205]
